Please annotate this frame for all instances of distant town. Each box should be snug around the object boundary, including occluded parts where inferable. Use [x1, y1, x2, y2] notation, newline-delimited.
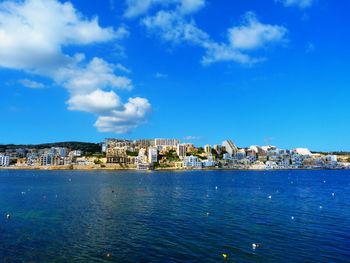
[1, 139, 350, 170]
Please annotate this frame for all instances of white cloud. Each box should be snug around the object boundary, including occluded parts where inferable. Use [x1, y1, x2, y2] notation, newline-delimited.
[0, 0, 150, 134]
[155, 72, 168, 78]
[228, 12, 287, 50]
[0, 0, 122, 73]
[124, 0, 205, 18]
[116, 63, 132, 74]
[179, 0, 205, 14]
[55, 57, 133, 95]
[67, 89, 121, 114]
[278, 0, 314, 8]
[142, 10, 210, 45]
[19, 79, 45, 89]
[142, 9, 287, 65]
[95, 97, 151, 133]
[183, 135, 201, 140]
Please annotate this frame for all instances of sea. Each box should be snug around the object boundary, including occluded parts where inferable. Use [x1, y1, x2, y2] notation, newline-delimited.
[0, 169, 349, 262]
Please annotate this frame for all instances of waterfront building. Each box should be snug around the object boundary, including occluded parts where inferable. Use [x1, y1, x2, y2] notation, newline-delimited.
[137, 148, 148, 164]
[0, 155, 10, 166]
[183, 155, 202, 168]
[40, 154, 54, 166]
[202, 155, 216, 167]
[148, 147, 158, 163]
[176, 144, 187, 160]
[222, 140, 238, 156]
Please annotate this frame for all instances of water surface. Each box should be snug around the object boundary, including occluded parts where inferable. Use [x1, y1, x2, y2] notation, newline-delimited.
[0, 170, 349, 262]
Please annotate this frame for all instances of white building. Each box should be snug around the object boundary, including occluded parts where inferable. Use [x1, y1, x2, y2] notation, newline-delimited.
[0, 155, 10, 166]
[183, 155, 202, 168]
[202, 155, 216, 167]
[176, 144, 187, 160]
[148, 147, 158, 163]
[222, 140, 238, 156]
[137, 148, 148, 164]
[292, 148, 312, 156]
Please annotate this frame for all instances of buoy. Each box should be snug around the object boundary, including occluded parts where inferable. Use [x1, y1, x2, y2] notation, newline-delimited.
[268, 195, 272, 199]
[206, 212, 210, 216]
[215, 186, 218, 190]
[323, 180, 326, 183]
[332, 193, 335, 197]
[319, 205, 323, 209]
[222, 253, 228, 260]
[252, 243, 257, 249]
[106, 252, 112, 258]
[6, 214, 10, 220]
[291, 216, 294, 220]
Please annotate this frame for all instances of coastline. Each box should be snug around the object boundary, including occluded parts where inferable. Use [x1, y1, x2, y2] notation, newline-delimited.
[0, 165, 345, 172]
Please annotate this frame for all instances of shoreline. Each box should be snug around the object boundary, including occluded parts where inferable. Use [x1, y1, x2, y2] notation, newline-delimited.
[0, 165, 347, 172]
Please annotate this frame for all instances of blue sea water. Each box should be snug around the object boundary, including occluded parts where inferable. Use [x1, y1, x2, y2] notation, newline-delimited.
[0, 169, 349, 262]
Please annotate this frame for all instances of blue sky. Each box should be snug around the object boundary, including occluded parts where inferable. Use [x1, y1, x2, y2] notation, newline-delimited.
[0, 0, 349, 151]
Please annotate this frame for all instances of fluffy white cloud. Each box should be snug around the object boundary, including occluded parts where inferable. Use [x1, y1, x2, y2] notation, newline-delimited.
[142, 10, 210, 45]
[124, 0, 205, 18]
[67, 89, 121, 114]
[0, 0, 150, 133]
[278, 0, 314, 8]
[55, 57, 133, 95]
[228, 12, 287, 50]
[19, 79, 45, 89]
[95, 97, 151, 133]
[0, 0, 123, 73]
[142, 9, 287, 65]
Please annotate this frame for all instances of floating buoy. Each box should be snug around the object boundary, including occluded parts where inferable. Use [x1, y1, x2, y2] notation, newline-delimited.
[215, 186, 218, 190]
[222, 253, 228, 260]
[252, 243, 260, 249]
[323, 180, 326, 183]
[268, 195, 272, 199]
[6, 214, 10, 220]
[319, 205, 323, 209]
[332, 193, 335, 197]
[206, 212, 210, 216]
[291, 216, 294, 220]
[106, 252, 112, 258]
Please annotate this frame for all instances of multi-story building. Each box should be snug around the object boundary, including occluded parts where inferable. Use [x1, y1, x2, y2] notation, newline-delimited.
[40, 154, 54, 166]
[106, 147, 128, 164]
[134, 139, 155, 149]
[204, 144, 211, 154]
[0, 155, 10, 166]
[148, 147, 158, 163]
[213, 144, 222, 154]
[154, 138, 179, 149]
[176, 144, 187, 160]
[183, 155, 202, 168]
[202, 155, 216, 167]
[222, 140, 238, 156]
